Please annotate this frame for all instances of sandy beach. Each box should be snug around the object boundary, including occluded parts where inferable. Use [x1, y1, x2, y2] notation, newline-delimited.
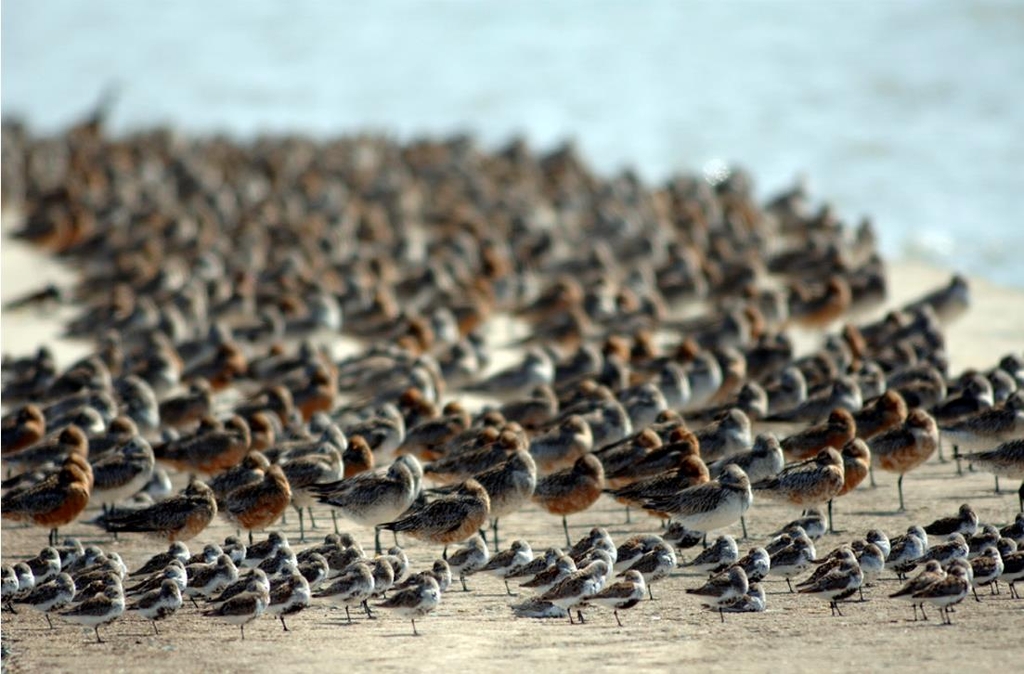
[2, 220, 1023, 674]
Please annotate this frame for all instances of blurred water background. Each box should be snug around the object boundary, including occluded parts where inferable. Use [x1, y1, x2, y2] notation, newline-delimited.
[3, 0, 1023, 286]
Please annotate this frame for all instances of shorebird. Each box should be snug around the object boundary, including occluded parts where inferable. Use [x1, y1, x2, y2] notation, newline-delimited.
[222, 464, 292, 544]
[581, 569, 645, 626]
[797, 557, 863, 617]
[613, 535, 667, 573]
[184, 555, 238, 606]
[3, 454, 92, 545]
[17, 572, 76, 628]
[449, 449, 536, 548]
[202, 587, 268, 640]
[682, 535, 739, 576]
[708, 433, 784, 484]
[768, 534, 817, 592]
[478, 540, 533, 595]
[620, 540, 676, 599]
[26, 547, 62, 585]
[126, 578, 182, 635]
[694, 409, 752, 463]
[130, 542, 190, 577]
[314, 455, 422, 553]
[267, 567, 311, 630]
[942, 393, 1024, 457]
[89, 436, 155, 511]
[379, 479, 490, 552]
[521, 554, 578, 595]
[969, 546, 1004, 600]
[869, 409, 939, 510]
[533, 454, 605, 546]
[153, 415, 251, 475]
[643, 464, 752, 539]
[889, 559, 945, 621]
[717, 582, 766, 613]
[374, 575, 441, 636]
[686, 566, 749, 622]
[315, 561, 375, 623]
[717, 546, 771, 583]
[125, 560, 187, 598]
[606, 455, 709, 522]
[886, 526, 929, 580]
[853, 390, 908, 440]
[1, 404, 47, 454]
[954, 439, 1024, 509]
[60, 580, 124, 643]
[395, 560, 452, 593]
[780, 409, 857, 461]
[242, 531, 289, 568]
[911, 560, 970, 624]
[753, 448, 845, 533]
[529, 415, 593, 474]
[97, 480, 217, 541]
[537, 559, 610, 624]
[918, 533, 969, 567]
[445, 534, 490, 591]
[837, 438, 871, 497]
[924, 503, 979, 542]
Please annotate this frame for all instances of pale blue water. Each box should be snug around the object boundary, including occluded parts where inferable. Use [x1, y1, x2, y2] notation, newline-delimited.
[3, 1, 1023, 287]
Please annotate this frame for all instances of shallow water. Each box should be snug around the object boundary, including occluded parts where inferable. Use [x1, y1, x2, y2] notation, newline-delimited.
[3, 1, 1023, 286]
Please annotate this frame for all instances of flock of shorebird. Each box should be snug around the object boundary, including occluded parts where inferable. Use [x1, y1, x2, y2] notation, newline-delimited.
[1, 111, 1023, 645]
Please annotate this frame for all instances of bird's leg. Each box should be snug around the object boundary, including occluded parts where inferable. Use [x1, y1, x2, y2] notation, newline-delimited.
[920, 603, 928, 621]
[190, 596, 199, 609]
[331, 510, 339, 534]
[834, 601, 843, 617]
[973, 586, 980, 602]
[568, 610, 575, 625]
[897, 474, 906, 511]
[153, 621, 159, 635]
[240, 624, 245, 640]
[648, 584, 655, 601]
[363, 599, 374, 619]
[577, 610, 585, 624]
[625, 507, 631, 524]
[719, 607, 724, 623]
[563, 516, 571, 547]
[45, 613, 52, 629]
[249, 530, 254, 546]
[443, 546, 448, 560]
[504, 579, 513, 596]
[614, 610, 622, 627]
[281, 615, 289, 631]
[297, 506, 306, 543]
[869, 466, 876, 488]
[740, 516, 748, 540]
[828, 500, 836, 534]
[374, 528, 383, 556]
[492, 519, 500, 550]
[460, 575, 468, 592]
[308, 507, 318, 530]
[786, 578, 793, 593]
[411, 618, 418, 636]
[392, 530, 399, 547]
[95, 626, 103, 643]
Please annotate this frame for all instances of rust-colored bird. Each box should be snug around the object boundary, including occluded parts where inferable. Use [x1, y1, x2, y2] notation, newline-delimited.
[533, 454, 605, 546]
[222, 464, 292, 544]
